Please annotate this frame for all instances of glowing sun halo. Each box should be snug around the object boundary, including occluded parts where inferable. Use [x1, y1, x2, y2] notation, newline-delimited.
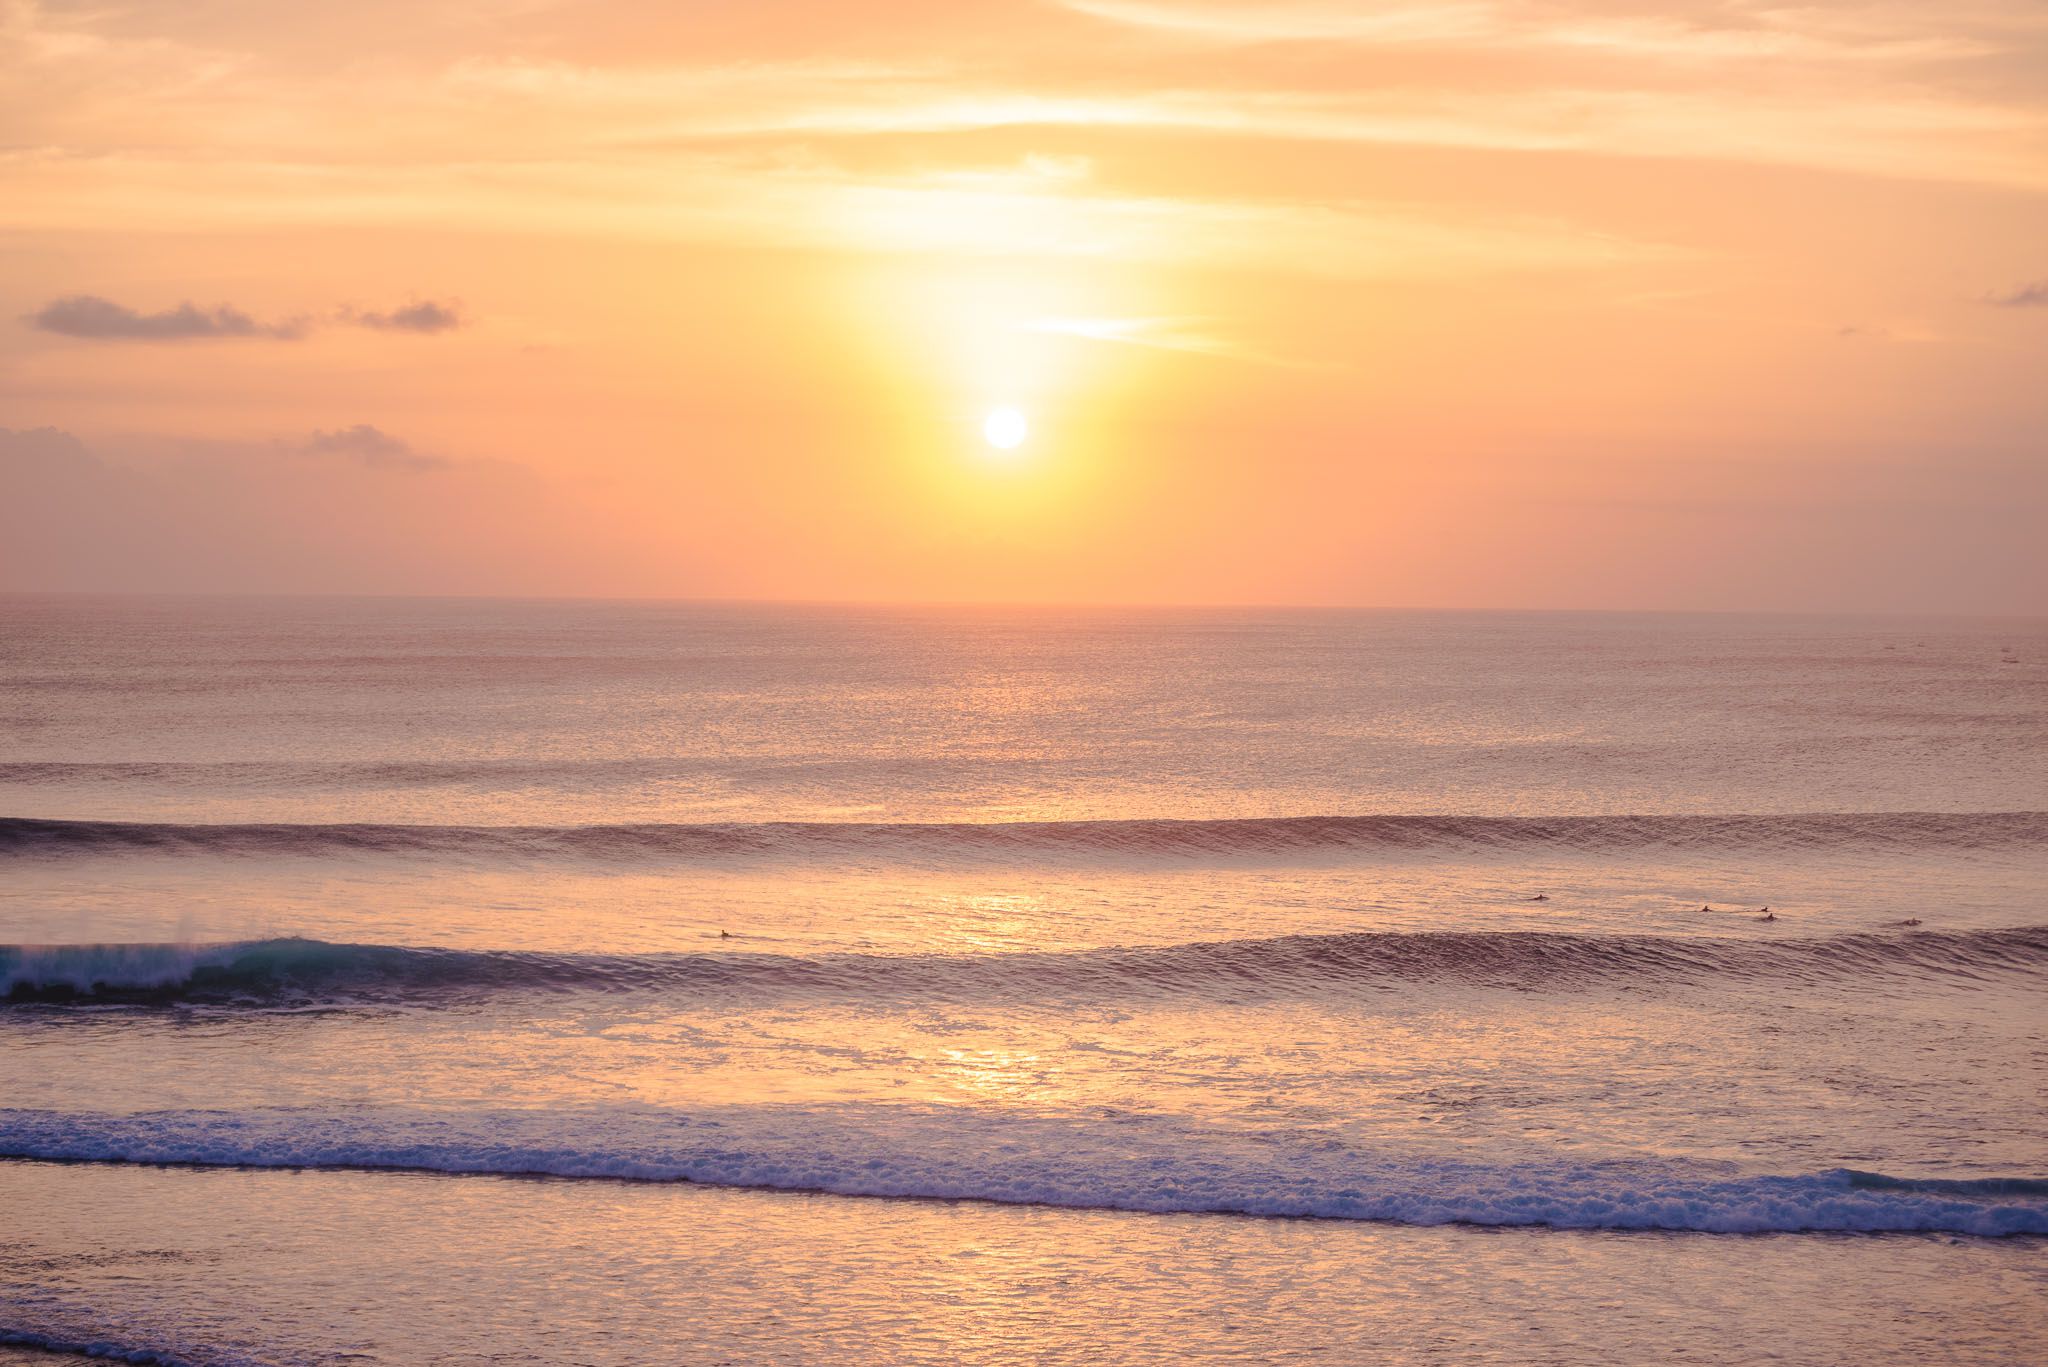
[982, 406, 1028, 452]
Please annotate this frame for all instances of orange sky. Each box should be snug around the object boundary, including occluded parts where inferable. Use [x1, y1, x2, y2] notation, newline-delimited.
[2, 0, 2044, 611]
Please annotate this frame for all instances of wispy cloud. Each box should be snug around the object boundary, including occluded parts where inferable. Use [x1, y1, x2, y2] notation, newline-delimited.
[1989, 279, 2048, 308]
[0, 152, 1685, 277]
[695, 86, 2048, 192]
[399, 47, 2048, 194]
[1058, 0, 2016, 64]
[1058, 1, 1494, 45]
[0, 0, 2041, 310]
[0, 424, 98, 467]
[25, 293, 470, 341]
[298, 425, 449, 471]
[1019, 315, 1311, 366]
[804, 169, 1685, 274]
[28, 295, 306, 340]
[349, 299, 463, 333]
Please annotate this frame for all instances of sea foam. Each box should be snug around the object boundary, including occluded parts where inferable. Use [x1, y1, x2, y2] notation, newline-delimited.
[2, 1105, 2043, 1237]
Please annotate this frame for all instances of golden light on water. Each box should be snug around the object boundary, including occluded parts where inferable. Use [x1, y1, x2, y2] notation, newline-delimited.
[4, 1, 2047, 1361]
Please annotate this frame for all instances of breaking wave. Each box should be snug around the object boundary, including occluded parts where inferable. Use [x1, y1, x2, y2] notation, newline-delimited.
[3, 811, 2044, 867]
[1, 1104, 2042, 1237]
[0, 1327, 202, 1366]
[6, 926, 2044, 1006]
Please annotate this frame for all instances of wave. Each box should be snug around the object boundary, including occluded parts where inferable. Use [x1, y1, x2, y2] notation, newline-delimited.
[7, 927, 2044, 1006]
[3, 811, 2044, 866]
[0, 1327, 200, 1366]
[0, 757, 722, 789]
[2, 1105, 2042, 1237]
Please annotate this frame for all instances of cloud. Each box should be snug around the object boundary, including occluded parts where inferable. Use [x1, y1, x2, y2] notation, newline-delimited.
[25, 294, 471, 341]
[0, 424, 603, 596]
[299, 425, 448, 471]
[0, 425, 98, 468]
[1057, 1, 1492, 45]
[1990, 280, 2048, 308]
[1019, 315, 1313, 366]
[1056, 0, 2009, 67]
[349, 299, 463, 332]
[27, 295, 306, 340]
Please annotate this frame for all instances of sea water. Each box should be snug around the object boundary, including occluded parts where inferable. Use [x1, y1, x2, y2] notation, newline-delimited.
[2, 597, 2044, 1364]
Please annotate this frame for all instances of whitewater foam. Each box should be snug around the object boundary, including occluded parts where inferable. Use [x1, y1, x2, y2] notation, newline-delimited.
[2, 1105, 2041, 1237]
[0, 1327, 202, 1366]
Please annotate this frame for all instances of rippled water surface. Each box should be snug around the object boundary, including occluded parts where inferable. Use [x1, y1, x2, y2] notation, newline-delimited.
[2, 597, 2044, 1363]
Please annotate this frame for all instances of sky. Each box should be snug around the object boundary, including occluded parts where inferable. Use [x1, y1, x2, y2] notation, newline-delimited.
[1, 0, 2044, 612]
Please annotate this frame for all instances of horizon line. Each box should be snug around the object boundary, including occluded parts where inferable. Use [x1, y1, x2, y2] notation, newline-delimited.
[0, 588, 2041, 624]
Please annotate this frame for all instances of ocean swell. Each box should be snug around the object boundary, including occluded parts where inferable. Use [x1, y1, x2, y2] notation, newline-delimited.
[4, 811, 2043, 867]
[6, 927, 2046, 1007]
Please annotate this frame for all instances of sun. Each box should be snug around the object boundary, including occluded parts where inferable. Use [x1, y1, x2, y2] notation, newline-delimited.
[982, 406, 1028, 452]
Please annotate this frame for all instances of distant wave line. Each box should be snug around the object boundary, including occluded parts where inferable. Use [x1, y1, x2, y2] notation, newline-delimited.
[3, 811, 2044, 865]
[0, 1327, 201, 1367]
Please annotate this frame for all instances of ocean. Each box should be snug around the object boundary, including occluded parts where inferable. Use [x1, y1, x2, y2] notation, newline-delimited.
[2, 596, 2044, 1364]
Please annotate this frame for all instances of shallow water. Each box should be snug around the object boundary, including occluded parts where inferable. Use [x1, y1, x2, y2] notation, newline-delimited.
[2, 598, 2044, 1362]
[5, 1162, 2046, 1367]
